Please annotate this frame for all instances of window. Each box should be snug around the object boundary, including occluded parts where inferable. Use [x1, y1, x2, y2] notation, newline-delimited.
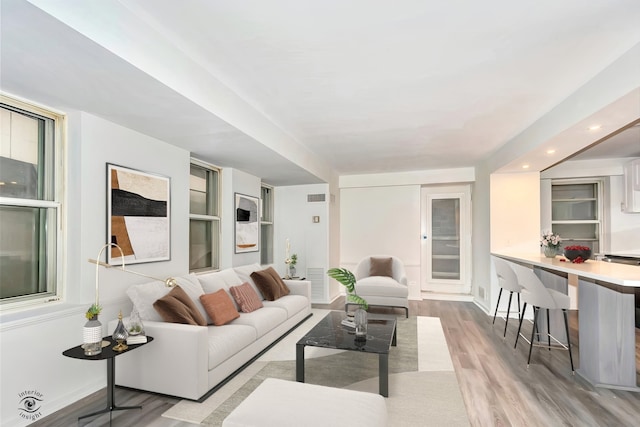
[260, 184, 274, 265]
[0, 95, 63, 308]
[551, 179, 603, 255]
[189, 159, 221, 272]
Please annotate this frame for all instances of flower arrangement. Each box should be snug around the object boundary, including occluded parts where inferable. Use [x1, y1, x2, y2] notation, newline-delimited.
[540, 231, 562, 249]
[290, 254, 297, 267]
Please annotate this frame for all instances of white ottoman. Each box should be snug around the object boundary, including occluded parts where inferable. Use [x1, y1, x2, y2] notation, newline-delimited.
[222, 378, 388, 427]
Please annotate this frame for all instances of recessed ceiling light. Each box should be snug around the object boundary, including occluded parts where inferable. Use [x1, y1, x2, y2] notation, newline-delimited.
[522, 164, 530, 169]
[546, 149, 556, 154]
[588, 125, 602, 131]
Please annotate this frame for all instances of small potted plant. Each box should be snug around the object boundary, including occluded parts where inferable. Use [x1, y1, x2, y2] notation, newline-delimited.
[327, 268, 369, 340]
[289, 254, 298, 277]
[85, 303, 102, 320]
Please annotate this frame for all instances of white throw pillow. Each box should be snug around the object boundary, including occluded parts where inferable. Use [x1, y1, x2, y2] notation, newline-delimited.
[127, 273, 205, 322]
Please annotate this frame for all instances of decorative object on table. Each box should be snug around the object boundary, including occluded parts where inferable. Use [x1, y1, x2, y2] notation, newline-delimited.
[284, 238, 292, 279]
[126, 307, 147, 344]
[107, 163, 170, 265]
[83, 303, 103, 356]
[289, 253, 298, 277]
[540, 230, 562, 258]
[563, 245, 592, 263]
[354, 307, 368, 340]
[235, 192, 259, 253]
[327, 267, 369, 340]
[112, 310, 129, 352]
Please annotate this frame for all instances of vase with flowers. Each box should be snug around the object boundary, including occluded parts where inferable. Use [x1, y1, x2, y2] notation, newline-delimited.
[540, 231, 562, 258]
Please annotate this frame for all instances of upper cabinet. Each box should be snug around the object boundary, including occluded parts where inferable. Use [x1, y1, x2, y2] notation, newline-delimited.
[622, 159, 640, 213]
[550, 179, 603, 256]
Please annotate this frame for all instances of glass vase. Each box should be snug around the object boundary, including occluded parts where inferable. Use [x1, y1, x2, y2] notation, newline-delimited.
[127, 307, 145, 337]
[543, 246, 558, 258]
[83, 316, 102, 356]
[354, 307, 368, 341]
[112, 311, 129, 352]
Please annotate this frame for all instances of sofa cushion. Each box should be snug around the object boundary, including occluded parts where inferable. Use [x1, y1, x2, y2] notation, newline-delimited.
[200, 289, 240, 326]
[207, 324, 257, 370]
[230, 282, 264, 313]
[127, 274, 206, 322]
[153, 285, 207, 326]
[250, 267, 289, 301]
[356, 276, 408, 297]
[233, 264, 265, 300]
[262, 294, 308, 318]
[231, 307, 288, 338]
[369, 257, 393, 278]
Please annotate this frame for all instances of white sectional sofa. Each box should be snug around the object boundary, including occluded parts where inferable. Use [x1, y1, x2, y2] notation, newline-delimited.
[108, 263, 312, 401]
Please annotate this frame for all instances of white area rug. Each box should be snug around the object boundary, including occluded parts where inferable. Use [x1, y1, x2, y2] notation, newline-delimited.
[162, 309, 469, 426]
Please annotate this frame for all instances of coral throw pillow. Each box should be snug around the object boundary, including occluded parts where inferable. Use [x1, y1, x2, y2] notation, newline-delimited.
[369, 257, 393, 278]
[153, 285, 207, 326]
[250, 267, 290, 301]
[230, 282, 264, 313]
[199, 289, 240, 326]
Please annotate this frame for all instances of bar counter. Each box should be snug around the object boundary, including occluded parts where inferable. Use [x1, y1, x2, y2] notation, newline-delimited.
[492, 251, 640, 392]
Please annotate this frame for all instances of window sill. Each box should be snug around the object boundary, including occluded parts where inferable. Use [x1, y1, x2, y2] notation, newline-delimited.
[0, 301, 84, 332]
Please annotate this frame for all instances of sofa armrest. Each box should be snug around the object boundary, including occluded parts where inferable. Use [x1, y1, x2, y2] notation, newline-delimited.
[108, 318, 209, 400]
[283, 279, 311, 300]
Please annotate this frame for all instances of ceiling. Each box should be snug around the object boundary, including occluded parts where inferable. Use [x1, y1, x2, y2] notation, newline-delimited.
[1, 0, 639, 185]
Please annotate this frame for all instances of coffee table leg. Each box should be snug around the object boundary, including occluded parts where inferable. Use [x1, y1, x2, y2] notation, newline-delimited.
[379, 353, 389, 397]
[392, 324, 397, 347]
[296, 343, 305, 382]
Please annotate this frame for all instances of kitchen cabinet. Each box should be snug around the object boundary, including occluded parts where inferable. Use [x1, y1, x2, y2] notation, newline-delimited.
[551, 180, 603, 255]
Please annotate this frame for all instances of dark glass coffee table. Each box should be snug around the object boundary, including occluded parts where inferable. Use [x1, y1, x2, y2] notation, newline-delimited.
[296, 311, 397, 396]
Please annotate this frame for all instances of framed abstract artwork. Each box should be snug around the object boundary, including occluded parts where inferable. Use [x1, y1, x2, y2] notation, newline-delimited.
[107, 164, 171, 264]
[235, 193, 259, 253]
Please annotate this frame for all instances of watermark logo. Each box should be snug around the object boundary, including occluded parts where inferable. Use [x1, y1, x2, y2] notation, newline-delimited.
[17, 390, 44, 422]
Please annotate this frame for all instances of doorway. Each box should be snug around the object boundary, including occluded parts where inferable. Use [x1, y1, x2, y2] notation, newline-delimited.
[421, 185, 471, 294]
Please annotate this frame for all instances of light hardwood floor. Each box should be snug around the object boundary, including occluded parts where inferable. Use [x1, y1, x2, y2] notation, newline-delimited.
[32, 298, 640, 426]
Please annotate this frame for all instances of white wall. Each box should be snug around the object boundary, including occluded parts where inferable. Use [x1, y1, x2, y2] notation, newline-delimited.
[275, 184, 330, 301]
[222, 169, 262, 268]
[1, 112, 192, 426]
[340, 185, 422, 300]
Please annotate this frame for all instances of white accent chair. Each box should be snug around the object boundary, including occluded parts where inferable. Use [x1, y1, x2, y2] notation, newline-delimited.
[492, 257, 523, 337]
[512, 263, 574, 372]
[347, 255, 409, 317]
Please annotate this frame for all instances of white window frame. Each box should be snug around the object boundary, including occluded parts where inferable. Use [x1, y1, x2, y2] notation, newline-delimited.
[260, 184, 274, 265]
[189, 158, 221, 272]
[0, 94, 65, 311]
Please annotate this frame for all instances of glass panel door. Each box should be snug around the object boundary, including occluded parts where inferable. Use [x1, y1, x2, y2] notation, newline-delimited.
[431, 198, 461, 280]
[421, 185, 471, 295]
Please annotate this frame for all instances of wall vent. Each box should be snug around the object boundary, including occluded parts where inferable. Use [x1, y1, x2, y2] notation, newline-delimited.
[307, 193, 326, 202]
[306, 267, 325, 301]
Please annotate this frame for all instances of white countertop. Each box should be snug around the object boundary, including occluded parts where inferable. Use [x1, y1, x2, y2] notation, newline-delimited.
[491, 252, 640, 287]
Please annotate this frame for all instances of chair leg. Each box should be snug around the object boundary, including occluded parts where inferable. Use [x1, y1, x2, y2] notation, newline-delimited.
[516, 293, 521, 322]
[493, 288, 503, 325]
[503, 291, 513, 337]
[563, 309, 575, 373]
[404, 307, 409, 318]
[527, 307, 540, 366]
[515, 302, 527, 349]
[546, 309, 551, 350]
